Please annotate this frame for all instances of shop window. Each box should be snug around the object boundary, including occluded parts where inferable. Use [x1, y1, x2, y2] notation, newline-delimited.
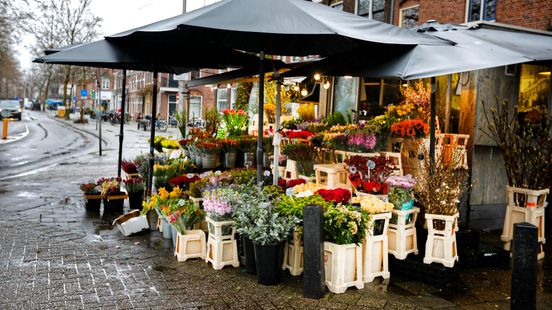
[517, 64, 551, 125]
[466, 0, 496, 22]
[358, 78, 402, 120]
[358, 0, 386, 22]
[189, 96, 202, 120]
[216, 88, 228, 111]
[168, 94, 177, 116]
[399, 5, 419, 29]
[333, 77, 358, 117]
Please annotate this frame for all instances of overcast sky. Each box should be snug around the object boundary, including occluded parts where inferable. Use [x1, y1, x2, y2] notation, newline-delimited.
[17, 0, 220, 71]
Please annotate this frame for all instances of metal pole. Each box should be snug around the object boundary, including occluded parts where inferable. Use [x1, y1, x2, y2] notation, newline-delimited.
[429, 76, 436, 164]
[98, 68, 103, 156]
[117, 69, 127, 178]
[273, 72, 281, 186]
[147, 71, 158, 197]
[256, 51, 265, 183]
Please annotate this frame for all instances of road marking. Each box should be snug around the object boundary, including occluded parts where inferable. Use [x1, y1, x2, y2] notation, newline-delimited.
[0, 123, 30, 145]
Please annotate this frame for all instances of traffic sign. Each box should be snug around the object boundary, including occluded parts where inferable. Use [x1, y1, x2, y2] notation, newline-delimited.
[73, 96, 77, 101]
[80, 89, 88, 97]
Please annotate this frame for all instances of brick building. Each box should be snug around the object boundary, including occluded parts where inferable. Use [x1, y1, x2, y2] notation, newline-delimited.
[316, 0, 552, 230]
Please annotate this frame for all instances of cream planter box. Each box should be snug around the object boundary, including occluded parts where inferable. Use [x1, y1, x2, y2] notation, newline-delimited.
[324, 241, 364, 294]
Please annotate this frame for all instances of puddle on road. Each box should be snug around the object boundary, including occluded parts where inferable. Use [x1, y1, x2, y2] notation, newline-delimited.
[16, 191, 40, 199]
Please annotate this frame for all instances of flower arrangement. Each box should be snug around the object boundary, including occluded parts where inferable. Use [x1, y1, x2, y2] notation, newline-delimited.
[155, 186, 188, 218]
[351, 195, 394, 214]
[347, 132, 377, 152]
[222, 109, 248, 138]
[315, 188, 351, 204]
[189, 128, 211, 141]
[276, 194, 331, 219]
[293, 183, 325, 195]
[238, 136, 257, 153]
[161, 139, 180, 149]
[323, 132, 349, 151]
[123, 177, 145, 193]
[153, 136, 166, 152]
[168, 199, 205, 234]
[202, 188, 235, 221]
[345, 156, 395, 195]
[277, 178, 306, 190]
[168, 174, 200, 190]
[220, 138, 239, 153]
[196, 141, 222, 154]
[386, 175, 416, 209]
[97, 177, 122, 197]
[282, 143, 318, 176]
[390, 119, 429, 138]
[324, 205, 370, 245]
[121, 160, 138, 174]
[282, 129, 315, 140]
[415, 150, 468, 216]
[178, 139, 192, 149]
[80, 182, 99, 194]
[153, 158, 196, 190]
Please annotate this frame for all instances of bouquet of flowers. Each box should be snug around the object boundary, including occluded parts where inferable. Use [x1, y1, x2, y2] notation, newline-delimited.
[196, 141, 222, 154]
[80, 182, 99, 194]
[277, 178, 306, 190]
[282, 143, 318, 176]
[345, 156, 395, 195]
[324, 204, 370, 245]
[323, 132, 349, 151]
[282, 129, 315, 140]
[390, 119, 429, 138]
[238, 136, 257, 153]
[178, 139, 192, 150]
[97, 177, 122, 197]
[168, 199, 205, 234]
[293, 182, 325, 195]
[315, 188, 351, 204]
[386, 175, 416, 210]
[202, 188, 236, 221]
[123, 177, 145, 193]
[220, 138, 239, 153]
[351, 195, 394, 214]
[222, 109, 248, 138]
[161, 139, 180, 149]
[347, 132, 377, 152]
[168, 174, 200, 190]
[121, 160, 138, 174]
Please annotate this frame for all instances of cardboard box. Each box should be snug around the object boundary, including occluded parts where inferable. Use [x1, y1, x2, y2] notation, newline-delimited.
[113, 210, 149, 236]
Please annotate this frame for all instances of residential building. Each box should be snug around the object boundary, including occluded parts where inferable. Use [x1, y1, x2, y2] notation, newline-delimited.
[316, 0, 552, 230]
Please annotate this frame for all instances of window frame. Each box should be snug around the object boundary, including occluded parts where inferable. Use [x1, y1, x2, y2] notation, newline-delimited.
[465, 0, 497, 22]
[399, 4, 420, 29]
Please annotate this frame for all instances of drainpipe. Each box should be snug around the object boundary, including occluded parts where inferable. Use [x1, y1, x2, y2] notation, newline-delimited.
[389, 0, 395, 25]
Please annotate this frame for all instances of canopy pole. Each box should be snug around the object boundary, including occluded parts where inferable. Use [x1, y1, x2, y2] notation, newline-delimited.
[429, 76, 436, 164]
[273, 71, 282, 186]
[117, 69, 127, 178]
[256, 51, 265, 183]
[147, 70, 158, 197]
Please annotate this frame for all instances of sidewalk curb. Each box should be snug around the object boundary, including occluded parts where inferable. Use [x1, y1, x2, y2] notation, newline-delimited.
[0, 123, 30, 145]
[52, 117, 109, 146]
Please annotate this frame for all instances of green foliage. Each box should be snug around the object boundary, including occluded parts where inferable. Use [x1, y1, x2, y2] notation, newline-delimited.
[205, 107, 220, 137]
[188, 178, 209, 198]
[153, 158, 196, 190]
[235, 82, 253, 111]
[324, 205, 370, 245]
[275, 194, 331, 219]
[281, 118, 303, 130]
[173, 111, 186, 138]
[324, 112, 347, 127]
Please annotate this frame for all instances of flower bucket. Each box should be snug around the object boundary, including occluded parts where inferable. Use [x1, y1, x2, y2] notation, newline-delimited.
[391, 199, 414, 224]
[171, 225, 178, 248]
[84, 194, 102, 212]
[243, 152, 255, 168]
[243, 235, 257, 275]
[128, 191, 144, 210]
[104, 193, 127, 213]
[202, 153, 218, 170]
[195, 154, 203, 169]
[254, 242, 285, 286]
[146, 210, 158, 231]
[223, 152, 237, 169]
[161, 218, 172, 239]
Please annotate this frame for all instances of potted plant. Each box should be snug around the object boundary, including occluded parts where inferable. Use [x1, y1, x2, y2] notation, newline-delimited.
[282, 143, 318, 180]
[345, 155, 395, 196]
[98, 177, 127, 213]
[238, 136, 256, 168]
[170, 199, 207, 262]
[323, 204, 370, 293]
[121, 159, 139, 179]
[415, 150, 468, 268]
[203, 188, 240, 269]
[178, 139, 192, 158]
[483, 99, 551, 259]
[386, 175, 419, 260]
[220, 139, 239, 169]
[80, 182, 101, 212]
[234, 183, 299, 284]
[222, 108, 248, 138]
[124, 177, 145, 210]
[196, 141, 222, 170]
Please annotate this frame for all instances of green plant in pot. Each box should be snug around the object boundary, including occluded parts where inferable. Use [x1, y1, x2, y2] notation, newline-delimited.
[124, 177, 145, 210]
[80, 182, 101, 212]
[233, 183, 299, 282]
[203, 188, 236, 235]
[282, 143, 318, 177]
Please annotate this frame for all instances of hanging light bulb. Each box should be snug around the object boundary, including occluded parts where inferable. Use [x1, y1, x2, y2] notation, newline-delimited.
[344, 75, 353, 79]
[314, 73, 321, 81]
[323, 80, 330, 89]
[301, 88, 308, 96]
[293, 85, 300, 92]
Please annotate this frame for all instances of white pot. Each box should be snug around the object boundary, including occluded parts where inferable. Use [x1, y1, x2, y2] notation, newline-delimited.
[388, 207, 420, 260]
[175, 229, 206, 262]
[423, 213, 459, 268]
[324, 241, 364, 294]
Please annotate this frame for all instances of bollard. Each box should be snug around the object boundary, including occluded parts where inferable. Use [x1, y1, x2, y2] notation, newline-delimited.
[511, 222, 537, 310]
[2, 118, 8, 139]
[303, 205, 325, 299]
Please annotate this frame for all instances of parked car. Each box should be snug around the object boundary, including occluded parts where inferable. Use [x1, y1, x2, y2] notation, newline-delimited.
[0, 99, 22, 120]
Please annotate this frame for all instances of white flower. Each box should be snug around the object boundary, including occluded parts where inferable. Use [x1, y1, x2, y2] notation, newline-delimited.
[215, 170, 222, 176]
[178, 199, 186, 206]
[440, 200, 446, 205]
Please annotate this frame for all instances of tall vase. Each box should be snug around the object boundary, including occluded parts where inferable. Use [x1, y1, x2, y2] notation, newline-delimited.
[243, 235, 256, 275]
[254, 242, 284, 285]
[223, 152, 237, 169]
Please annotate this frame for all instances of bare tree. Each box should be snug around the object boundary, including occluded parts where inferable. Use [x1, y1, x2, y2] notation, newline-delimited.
[23, 0, 101, 114]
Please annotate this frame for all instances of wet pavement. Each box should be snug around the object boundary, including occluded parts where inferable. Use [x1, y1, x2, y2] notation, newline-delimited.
[0, 111, 551, 309]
